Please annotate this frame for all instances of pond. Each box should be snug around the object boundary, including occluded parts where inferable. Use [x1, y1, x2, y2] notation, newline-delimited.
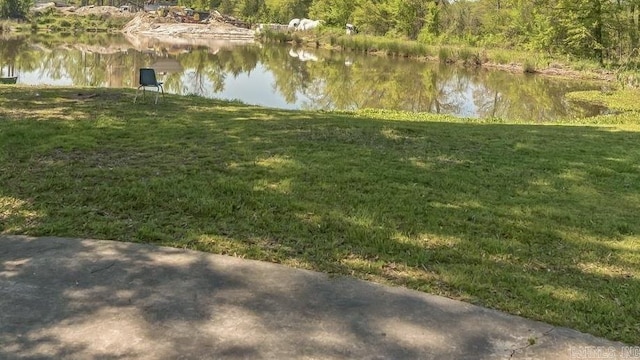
[0, 34, 606, 121]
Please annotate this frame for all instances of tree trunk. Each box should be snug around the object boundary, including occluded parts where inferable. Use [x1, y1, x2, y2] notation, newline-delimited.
[632, 4, 639, 52]
[593, 0, 604, 64]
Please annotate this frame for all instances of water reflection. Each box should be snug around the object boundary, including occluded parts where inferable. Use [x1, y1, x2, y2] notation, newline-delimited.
[0, 34, 604, 121]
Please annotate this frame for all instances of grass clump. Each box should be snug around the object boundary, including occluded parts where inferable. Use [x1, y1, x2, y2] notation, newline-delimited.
[20, 8, 130, 33]
[522, 58, 537, 73]
[438, 46, 453, 63]
[1, 86, 640, 345]
[257, 28, 292, 43]
[457, 47, 476, 65]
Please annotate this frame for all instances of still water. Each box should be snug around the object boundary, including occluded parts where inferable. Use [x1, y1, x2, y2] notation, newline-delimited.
[0, 34, 604, 121]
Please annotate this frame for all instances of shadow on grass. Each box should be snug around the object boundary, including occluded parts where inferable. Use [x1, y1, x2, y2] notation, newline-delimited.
[1, 87, 639, 344]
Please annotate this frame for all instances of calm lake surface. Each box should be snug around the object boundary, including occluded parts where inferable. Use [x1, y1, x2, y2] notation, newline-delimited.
[0, 34, 605, 121]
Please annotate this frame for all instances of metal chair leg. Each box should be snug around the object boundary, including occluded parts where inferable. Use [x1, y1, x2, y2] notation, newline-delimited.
[154, 85, 164, 104]
[134, 86, 141, 103]
[135, 83, 164, 105]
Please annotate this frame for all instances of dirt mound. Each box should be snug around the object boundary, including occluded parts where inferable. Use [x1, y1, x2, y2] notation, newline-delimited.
[209, 10, 250, 29]
[122, 12, 255, 40]
[60, 5, 135, 17]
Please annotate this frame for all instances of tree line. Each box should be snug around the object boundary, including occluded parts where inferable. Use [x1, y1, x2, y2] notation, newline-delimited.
[183, 0, 640, 65]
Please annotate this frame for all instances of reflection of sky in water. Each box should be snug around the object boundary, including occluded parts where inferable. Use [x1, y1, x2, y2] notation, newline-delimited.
[177, 64, 310, 110]
[442, 77, 478, 118]
[17, 69, 73, 86]
[455, 83, 478, 118]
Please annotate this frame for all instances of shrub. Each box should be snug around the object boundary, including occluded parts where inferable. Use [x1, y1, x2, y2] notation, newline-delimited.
[522, 59, 537, 73]
[438, 47, 453, 63]
[38, 16, 54, 25]
[0, 0, 31, 19]
[491, 50, 510, 65]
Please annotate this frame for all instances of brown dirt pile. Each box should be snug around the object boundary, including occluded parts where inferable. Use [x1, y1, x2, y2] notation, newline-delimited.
[122, 12, 255, 40]
[60, 5, 136, 18]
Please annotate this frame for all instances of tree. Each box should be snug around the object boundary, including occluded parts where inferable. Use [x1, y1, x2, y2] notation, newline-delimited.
[308, 0, 355, 26]
[551, 0, 617, 64]
[390, 0, 438, 39]
[352, 0, 394, 36]
[265, 0, 313, 23]
[178, 0, 212, 11]
[0, 0, 31, 19]
[235, 0, 267, 22]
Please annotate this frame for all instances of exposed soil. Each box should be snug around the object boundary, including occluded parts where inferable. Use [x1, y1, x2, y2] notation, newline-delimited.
[121, 12, 255, 41]
[60, 5, 136, 17]
[483, 62, 616, 82]
[34, 4, 256, 40]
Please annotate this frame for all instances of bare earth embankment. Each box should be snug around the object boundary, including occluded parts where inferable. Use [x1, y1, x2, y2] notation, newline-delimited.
[122, 12, 255, 43]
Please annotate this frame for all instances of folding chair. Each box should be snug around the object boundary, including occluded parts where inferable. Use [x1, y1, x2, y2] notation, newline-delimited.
[134, 68, 164, 104]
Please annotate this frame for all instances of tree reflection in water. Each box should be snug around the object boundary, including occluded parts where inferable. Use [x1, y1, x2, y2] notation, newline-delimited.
[0, 34, 605, 121]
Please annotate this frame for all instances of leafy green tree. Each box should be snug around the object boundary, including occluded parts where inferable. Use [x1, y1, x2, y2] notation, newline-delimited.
[216, 0, 236, 15]
[0, 0, 31, 19]
[235, 0, 267, 22]
[553, 0, 607, 63]
[178, 0, 213, 11]
[308, 0, 355, 26]
[352, 0, 394, 36]
[390, 0, 437, 39]
[263, 0, 312, 23]
[435, 1, 481, 44]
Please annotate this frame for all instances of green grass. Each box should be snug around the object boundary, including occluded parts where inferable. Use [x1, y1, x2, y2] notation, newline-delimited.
[17, 7, 130, 33]
[256, 28, 293, 43]
[1, 86, 640, 344]
[566, 89, 640, 113]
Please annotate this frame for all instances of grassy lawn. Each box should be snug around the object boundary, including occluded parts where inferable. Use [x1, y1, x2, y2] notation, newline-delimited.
[1, 86, 639, 344]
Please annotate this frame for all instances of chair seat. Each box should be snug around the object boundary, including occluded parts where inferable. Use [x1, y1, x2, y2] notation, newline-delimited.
[141, 81, 163, 87]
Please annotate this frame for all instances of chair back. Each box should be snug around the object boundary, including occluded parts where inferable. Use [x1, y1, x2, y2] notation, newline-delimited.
[139, 68, 158, 86]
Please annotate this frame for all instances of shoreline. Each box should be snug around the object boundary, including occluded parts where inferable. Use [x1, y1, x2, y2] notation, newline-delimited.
[8, 5, 618, 84]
